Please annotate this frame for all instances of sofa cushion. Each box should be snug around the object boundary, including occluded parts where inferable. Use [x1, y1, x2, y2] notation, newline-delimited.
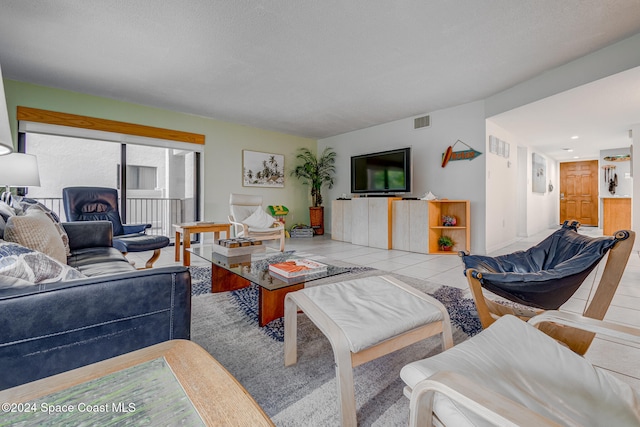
[0, 240, 86, 286]
[4, 208, 67, 264]
[67, 246, 136, 276]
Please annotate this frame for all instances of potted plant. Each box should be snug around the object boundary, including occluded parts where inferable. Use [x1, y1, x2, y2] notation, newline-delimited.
[438, 235, 455, 251]
[290, 147, 336, 235]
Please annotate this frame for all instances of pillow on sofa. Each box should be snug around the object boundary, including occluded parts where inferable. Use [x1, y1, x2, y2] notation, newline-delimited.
[17, 197, 62, 222]
[243, 208, 277, 229]
[29, 205, 71, 257]
[4, 208, 68, 264]
[0, 200, 16, 239]
[0, 240, 86, 287]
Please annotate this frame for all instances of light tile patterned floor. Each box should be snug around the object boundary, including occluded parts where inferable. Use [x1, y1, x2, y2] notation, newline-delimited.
[128, 225, 640, 389]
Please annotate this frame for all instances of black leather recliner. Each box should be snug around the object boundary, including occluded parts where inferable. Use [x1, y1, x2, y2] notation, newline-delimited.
[63, 186, 170, 268]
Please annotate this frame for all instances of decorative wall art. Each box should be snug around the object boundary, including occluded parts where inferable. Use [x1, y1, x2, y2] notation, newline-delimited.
[441, 140, 482, 167]
[488, 135, 510, 158]
[532, 153, 546, 194]
[242, 150, 285, 187]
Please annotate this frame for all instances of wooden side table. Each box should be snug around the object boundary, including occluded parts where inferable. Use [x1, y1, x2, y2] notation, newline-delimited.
[0, 340, 274, 426]
[173, 222, 231, 266]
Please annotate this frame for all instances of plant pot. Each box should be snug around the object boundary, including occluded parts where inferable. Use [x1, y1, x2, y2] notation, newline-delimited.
[309, 206, 324, 235]
[440, 245, 452, 252]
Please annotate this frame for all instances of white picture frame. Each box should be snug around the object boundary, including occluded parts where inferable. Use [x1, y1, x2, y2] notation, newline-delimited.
[242, 150, 285, 188]
[532, 153, 546, 193]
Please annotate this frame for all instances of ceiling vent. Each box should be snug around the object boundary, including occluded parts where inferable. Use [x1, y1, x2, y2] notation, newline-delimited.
[414, 115, 430, 129]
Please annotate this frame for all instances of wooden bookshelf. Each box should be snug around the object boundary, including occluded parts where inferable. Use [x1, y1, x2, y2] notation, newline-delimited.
[428, 200, 470, 254]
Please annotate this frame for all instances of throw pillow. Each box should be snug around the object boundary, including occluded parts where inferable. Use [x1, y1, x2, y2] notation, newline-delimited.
[28, 204, 71, 257]
[4, 208, 68, 264]
[242, 208, 277, 229]
[0, 200, 16, 239]
[0, 240, 86, 287]
[17, 197, 62, 223]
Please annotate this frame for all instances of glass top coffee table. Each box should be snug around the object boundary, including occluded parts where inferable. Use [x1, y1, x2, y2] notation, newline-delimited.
[189, 246, 349, 326]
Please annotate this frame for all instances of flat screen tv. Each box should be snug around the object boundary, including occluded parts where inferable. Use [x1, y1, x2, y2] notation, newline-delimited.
[351, 147, 411, 194]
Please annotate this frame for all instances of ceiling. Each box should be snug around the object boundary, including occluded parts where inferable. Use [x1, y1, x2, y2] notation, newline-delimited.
[1, 1, 640, 159]
[489, 65, 640, 161]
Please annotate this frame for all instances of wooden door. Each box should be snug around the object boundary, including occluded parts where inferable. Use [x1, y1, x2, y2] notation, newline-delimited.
[560, 161, 599, 226]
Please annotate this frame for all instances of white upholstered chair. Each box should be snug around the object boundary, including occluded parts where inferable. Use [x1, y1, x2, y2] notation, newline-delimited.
[401, 312, 640, 426]
[229, 193, 285, 251]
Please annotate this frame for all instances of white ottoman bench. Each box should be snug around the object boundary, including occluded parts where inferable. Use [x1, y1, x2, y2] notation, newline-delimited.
[284, 275, 453, 427]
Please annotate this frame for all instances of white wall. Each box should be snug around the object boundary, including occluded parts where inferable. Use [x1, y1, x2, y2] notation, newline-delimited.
[600, 147, 632, 198]
[632, 124, 640, 251]
[484, 122, 519, 252]
[484, 121, 560, 252]
[319, 101, 487, 254]
[525, 149, 558, 236]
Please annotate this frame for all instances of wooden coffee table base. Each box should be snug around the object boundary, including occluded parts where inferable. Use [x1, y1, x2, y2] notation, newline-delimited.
[211, 264, 302, 326]
[259, 284, 304, 327]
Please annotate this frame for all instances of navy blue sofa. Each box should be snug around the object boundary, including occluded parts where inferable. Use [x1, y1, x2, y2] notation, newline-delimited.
[0, 221, 191, 390]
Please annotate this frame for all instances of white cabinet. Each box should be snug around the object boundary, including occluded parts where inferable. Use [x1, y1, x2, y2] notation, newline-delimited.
[332, 198, 399, 249]
[367, 198, 397, 249]
[331, 200, 352, 242]
[392, 200, 429, 253]
[351, 198, 370, 247]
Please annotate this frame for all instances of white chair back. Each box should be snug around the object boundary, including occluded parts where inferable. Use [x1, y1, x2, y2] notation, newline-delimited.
[229, 193, 262, 222]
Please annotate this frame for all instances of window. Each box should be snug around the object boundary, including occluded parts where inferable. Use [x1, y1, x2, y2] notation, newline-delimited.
[17, 107, 205, 239]
[118, 165, 158, 190]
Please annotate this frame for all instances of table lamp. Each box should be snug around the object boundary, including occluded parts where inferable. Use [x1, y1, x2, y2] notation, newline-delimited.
[0, 63, 14, 155]
[0, 153, 41, 204]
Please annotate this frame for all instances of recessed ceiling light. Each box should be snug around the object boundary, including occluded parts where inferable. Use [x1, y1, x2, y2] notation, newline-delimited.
[573, 156, 580, 159]
[562, 148, 574, 152]
[571, 135, 579, 140]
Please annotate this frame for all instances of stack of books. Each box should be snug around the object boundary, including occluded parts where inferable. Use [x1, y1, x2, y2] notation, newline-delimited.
[215, 238, 263, 247]
[212, 238, 265, 256]
[268, 259, 327, 278]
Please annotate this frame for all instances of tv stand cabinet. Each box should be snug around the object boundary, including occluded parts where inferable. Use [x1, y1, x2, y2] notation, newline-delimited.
[332, 197, 400, 249]
[333, 199, 471, 255]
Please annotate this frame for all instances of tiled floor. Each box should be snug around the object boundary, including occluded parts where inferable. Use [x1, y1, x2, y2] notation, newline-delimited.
[129, 225, 640, 390]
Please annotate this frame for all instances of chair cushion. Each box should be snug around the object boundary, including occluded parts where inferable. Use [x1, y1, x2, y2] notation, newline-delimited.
[243, 208, 277, 229]
[299, 276, 445, 353]
[400, 315, 640, 426]
[113, 234, 170, 253]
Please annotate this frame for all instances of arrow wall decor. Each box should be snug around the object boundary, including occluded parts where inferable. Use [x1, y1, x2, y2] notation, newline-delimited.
[441, 139, 482, 167]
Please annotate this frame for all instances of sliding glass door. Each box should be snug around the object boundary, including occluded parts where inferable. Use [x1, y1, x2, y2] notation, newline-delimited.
[22, 133, 199, 239]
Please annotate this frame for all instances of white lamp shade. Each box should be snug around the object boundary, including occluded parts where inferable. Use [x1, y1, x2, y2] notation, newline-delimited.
[0, 63, 14, 155]
[0, 153, 40, 186]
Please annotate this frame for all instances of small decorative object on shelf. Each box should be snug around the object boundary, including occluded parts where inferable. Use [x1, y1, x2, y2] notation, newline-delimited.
[438, 235, 454, 251]
[269, 259, 327, 278]
[442, 215, 457, 226]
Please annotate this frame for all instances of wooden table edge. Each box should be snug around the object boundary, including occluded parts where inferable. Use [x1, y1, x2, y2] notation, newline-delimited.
[0, 340, 274, 426]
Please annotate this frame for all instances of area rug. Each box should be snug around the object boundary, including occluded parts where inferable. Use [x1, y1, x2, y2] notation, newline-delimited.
[190, 255, 481, 426]
[189, 253, 481, 341]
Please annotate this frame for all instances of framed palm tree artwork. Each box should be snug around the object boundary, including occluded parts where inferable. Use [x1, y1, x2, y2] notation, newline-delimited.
[242, 150, 285, 188]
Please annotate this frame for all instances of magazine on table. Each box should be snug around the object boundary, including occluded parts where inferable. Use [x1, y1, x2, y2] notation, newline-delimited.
[268, 259, 328, 278]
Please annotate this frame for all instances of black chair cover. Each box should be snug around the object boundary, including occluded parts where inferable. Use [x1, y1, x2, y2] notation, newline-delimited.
[460, 222, 623, 310]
